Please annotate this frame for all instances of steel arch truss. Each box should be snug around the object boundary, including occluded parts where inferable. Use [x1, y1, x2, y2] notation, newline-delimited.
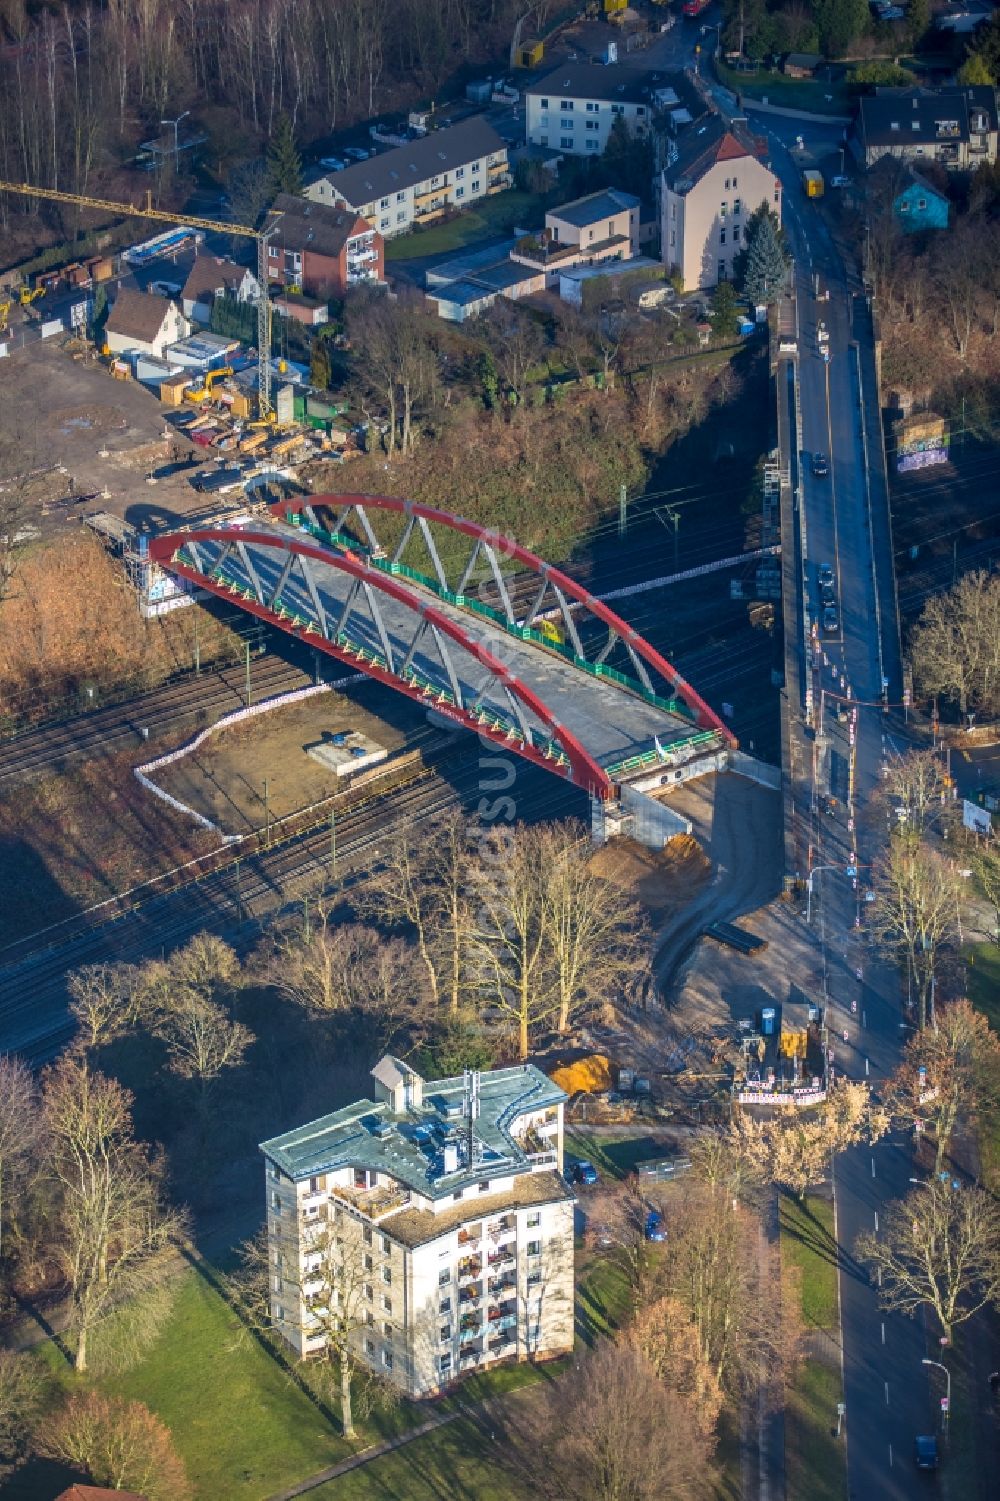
[148, 527, 614, 797]
[273, 493, 734, 744]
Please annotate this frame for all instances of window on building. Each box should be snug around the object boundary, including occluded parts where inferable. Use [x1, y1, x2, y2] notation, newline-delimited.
[586, 101, 597, 112]
[273, 1274, 282, 1293]
[526, 1239, 542, 1257]
[732, 176, 738, 188]
[270, 1191, 281, 1212]
[382, 1349, 393, 1371]
[382, 1294, 392, 1313]
[478, 1181, 490, 1193]
[669, 230, 675, 247]
[366, 1309, 375, 1327]
[381, 1235, 391, 1256]
[440, 1323, 452, 1342]
[440, 1296, 452, 1314]
[540, 98, 549, 109]
[270, 1162, 281, 1181]
[455, 186, 465, 199]
[774, 188, 780, 203]
[588, 229, 595, 241]
[527, 1270, 542, 1286]
[365, 1338, 375, 1357]
[440, 1354, 452, 1374]
[611, 103, 623, 115]
[439, 1269, 451, 1287]
[720, 229, 726, 245]
[380, 218, 389, 229]
[585, 140, 598, 151]
[453, 1190, 463, 1202]
[560, 100, 574, 112]
[363, 1226, 373, 1245]
[380, 197, 389, 208]
[540, 135, 548, 146]
[917, 197, 927, 209]
[527, 1212, 541, 1228]
[720, 202, 727, 218]
[724, 178, 730, 191]
[396, 211, 405, 222]
[455, 166, 465, 179]
[718, 260, 727, 279]
[382, 1267, 392, 1286]
[899, 200, 911, 212]
[734, 198, 741, 215]
[561, 137, 573, 149]
[275, 1305, 285, 1322]
[364, 1283, 374, 1302]
[636, 106, 646, 118]
[364, 1254, 373, 1272]
[671, 202, 676, 220]
[733, 225, 741, 242]
[383, 1322, 393, 1340]
[471, 161, 480, 172]
[585, 120, 599, 131]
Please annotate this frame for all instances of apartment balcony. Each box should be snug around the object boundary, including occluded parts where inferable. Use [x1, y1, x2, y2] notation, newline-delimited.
[487, 1310, 518, 1333]
[486, 174, 513, 195]
[414, 184, 446, 205]
[487, 1215, 515, 1236]
[459, 1285, 483, 1309]
[458, 1257, 482, 1283]
[488, 1275, 516, 1299]
[347, 247, 379, 266]
[487, 1247, 516, 1270]
[457, 1227, 482, 1250]
[459, 1344, 485, 1369]
[488, 1332, 517, 1357]
[328, 1182, 410, 1223]
[460, 1310, 484, 1336]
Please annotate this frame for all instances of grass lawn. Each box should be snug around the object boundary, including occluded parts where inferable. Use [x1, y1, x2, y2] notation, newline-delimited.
[715, 62, 852, 116]
[384, 191, 545, 261]
[785, 1359, 847, 1501]
[564, 1128, 674, 1181]
[779, 1192, 839, 1330]
[103, 1269, 360, 1499]
[305, 1414, 531, 1501]
[965, 941, 1000, 1188]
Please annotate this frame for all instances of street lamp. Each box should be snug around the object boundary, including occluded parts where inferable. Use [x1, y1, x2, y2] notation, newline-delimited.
[160, 110, 190, 170]
[922, 1358, 951, 1431]
[806, 863, 842, 924]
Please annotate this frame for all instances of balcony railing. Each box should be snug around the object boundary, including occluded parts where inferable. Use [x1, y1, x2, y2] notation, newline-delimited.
[488, 1276, 516, 1299]
[329, 1183, 410, 1223]
[458, 1230, 482, 1249]
[487, 1248, 515, 1268]
[458, 1258, 482, 1282]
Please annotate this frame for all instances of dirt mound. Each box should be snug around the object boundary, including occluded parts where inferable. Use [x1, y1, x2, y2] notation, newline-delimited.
[548, 1053, 614, 1096]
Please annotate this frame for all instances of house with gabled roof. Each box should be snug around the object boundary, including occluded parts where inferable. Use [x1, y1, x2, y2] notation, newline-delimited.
[265, 194, 384, 298]
[104, 287, 190, 358]
[660, 115, 781, 290]
[180, 254, 259, 324]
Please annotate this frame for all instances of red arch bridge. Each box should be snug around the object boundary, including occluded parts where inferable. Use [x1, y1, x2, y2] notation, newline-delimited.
[149, 494, 735, 803]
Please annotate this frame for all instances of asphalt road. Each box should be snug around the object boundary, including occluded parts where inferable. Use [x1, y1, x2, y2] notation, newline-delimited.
[764, 121, 944, 1497]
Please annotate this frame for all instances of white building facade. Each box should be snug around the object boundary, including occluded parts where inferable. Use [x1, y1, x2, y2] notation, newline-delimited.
[260, 1058, 574, 1397]
[524, 63, 664, 157]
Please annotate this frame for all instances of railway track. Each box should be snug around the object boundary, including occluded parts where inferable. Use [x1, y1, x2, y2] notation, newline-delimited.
[0, 655, 312, 784]
[1, 742, 584, 1064]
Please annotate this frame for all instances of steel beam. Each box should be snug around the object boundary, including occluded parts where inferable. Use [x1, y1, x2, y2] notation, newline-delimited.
[362, 580, 394, 670]
[481, 542, 515, 625]
[298, 554, 331, 639]
[235, 540, 265, 605]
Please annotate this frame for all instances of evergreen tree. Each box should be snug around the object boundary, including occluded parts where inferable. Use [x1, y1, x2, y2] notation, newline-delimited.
[310, 334, 332, 390]
[958, 51, 994, 87]
[267, 114, 302, 197]
[815, 0, 869, 57]
[742, 212, 788, 305]
[711, 281, 740, 338]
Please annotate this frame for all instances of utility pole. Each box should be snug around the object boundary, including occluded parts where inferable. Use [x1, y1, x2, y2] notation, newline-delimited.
[160, 110, 190, 175]
[194, 622, 201, 676]
[664, 506, 680, 572]
[619, 483, 628, 537]
[330, 805, 338, 883]
[263, 777, 270, 849]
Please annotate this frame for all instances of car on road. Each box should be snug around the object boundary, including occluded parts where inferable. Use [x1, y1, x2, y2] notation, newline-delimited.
[644, 1210, 666, 1242]
[572, 1161, 599, 1187]
[823, 604, 840, 634]
[812, 452, 829, 478]
[820, 580, 836, 607]
[344, 146, 370, 160]
[818, 562, 835, 589]
[830, 174, 851, 188]
[149, 279, 182, 297]
[914, 1435, 938, 1470]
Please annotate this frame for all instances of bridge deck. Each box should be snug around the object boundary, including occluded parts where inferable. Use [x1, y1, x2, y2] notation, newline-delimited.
[208, 520, 703, 775]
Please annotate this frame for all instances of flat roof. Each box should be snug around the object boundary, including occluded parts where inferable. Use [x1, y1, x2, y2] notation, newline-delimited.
[390, 1170, 574, 1247]
[260, 1062, 566, 1201]
[559, 255, 661, 284]
[548, 188, 640, 230]
[429, 279, 498, 307]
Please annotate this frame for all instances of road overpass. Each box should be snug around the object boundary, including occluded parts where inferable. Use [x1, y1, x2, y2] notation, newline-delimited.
[149, 493, 735, 814]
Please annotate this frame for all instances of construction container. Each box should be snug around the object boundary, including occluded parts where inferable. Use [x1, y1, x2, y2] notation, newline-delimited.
[86, 255, 114, 283]
[275, 383, 295, 425]
[466, 79, 492, 104]
[604, 0, 628, 12]
[516, 40, 543, 67]
[802, 169, 824, 198]
[761, 1006, 776, 1036]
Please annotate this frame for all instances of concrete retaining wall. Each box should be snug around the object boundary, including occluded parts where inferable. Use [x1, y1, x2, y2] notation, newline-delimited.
[728, 749, 782, 790]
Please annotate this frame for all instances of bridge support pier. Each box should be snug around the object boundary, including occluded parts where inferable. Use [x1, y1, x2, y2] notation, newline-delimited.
[591, 788, 693, 850]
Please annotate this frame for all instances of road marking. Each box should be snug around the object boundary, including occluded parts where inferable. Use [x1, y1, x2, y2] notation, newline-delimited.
[889, 1443, 893, 1468]
[881, 1322, 885, 1345]
[885, 1381, 890, 1405]
[865, 1057, 870, 1077]
[871, 1156, 876, 1178]
[875, 1210, 879, 1231]
[862, 1010, 867, 1028]
[878, 1268, 882, 1287]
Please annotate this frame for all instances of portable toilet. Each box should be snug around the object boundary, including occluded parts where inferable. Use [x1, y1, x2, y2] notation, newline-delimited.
[761, 1006, 776, 1037]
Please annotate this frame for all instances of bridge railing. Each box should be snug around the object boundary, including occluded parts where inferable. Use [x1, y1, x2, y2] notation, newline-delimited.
[284, 512, 694, 729]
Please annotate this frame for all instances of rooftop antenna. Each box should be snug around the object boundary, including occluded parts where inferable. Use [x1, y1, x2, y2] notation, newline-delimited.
[464, 1069, 482, 1166]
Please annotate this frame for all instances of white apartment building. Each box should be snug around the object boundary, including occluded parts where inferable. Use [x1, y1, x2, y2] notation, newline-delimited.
[524, 63, 678, 157]
[304, 118, 511, 238]
[661, 116, 781, 290]
[260, 1056, 574, 1397]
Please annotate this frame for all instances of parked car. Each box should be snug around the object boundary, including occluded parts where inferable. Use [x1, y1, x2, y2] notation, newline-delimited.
[319, 156, 346, 171]
[820, 581, 836, 607]
[914, 1435, 938, 1470]
[573, 1161, 599, 1187]
[344, 145, 370, 160]
[812, 452, 829, 478]
[149, 279, 182, 297]
[830, 174, 851, 188]
[818, 562, 835, 589]
[823, 604, 840, 634]
[644, 1210, 667, 1243]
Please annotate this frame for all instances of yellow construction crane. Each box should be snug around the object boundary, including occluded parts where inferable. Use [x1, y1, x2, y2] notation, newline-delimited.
[0, 181, 278, 417]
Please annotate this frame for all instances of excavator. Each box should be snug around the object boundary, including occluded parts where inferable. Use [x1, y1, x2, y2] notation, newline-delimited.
[18, 285, 44, 307]
[183, 365, 235, 404]
[0, 300, 10, 335]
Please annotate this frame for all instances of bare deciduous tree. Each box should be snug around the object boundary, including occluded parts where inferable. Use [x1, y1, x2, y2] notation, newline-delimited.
[469, 825, 551, 1059]
[152, 990, 253, 1086]
[67, 961, 145, 1051]
[0, 1055, 44, 1265]
[0, 1348, 45, 1469]
[271, 917, 423, 1045]
[883, 998, 1000, 1174]
[856, 1178, 1000, 1341]
[876, 748, 952, 835]
[869, 837, 964, 1029]
[500, 1338, 717, 1501]
[40, 1390, 192, 1501]
[910, 569, 1000, 719]
[42, 1055, 188, 1371]
[627, 1294, 724, 1441]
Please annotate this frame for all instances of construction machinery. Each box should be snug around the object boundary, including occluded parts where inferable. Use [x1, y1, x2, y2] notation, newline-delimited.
[0, 300, 10, 334]
[0, 181, 279, 418]
[183, 364, 235, 403]
[18, 284, 44, 307]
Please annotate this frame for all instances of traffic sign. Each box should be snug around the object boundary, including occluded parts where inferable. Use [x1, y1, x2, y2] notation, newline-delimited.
[846, 865, 858, 877]
[941, 1396, 949, 1412]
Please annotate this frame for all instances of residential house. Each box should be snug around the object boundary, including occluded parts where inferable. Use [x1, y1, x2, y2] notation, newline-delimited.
[272, 290, 331, 325]
[510, 188, 640, 288]
[266, 194, 384, 298]
[180, 255, 259, 324]
[524, 62, 679, 156]
[260, 1057, 575, 1396]
[782, 53, 821, 78]
[892, 166, 950, 231]
[558, 256, 663, 309]
[104, 287, 190, 358]
[661, 116, 781, 290]
[305, 118, 510, 238]
[852, 86, 999, 170]
[55, 1489, 146, 1501]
